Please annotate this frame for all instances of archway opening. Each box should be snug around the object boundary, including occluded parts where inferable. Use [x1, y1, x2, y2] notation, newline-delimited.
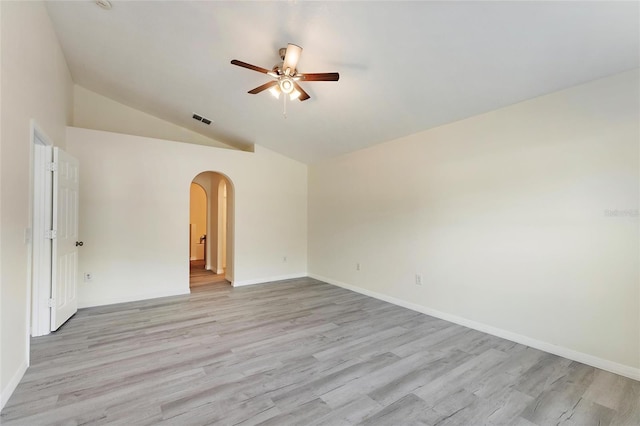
[189, 171, 234, 288]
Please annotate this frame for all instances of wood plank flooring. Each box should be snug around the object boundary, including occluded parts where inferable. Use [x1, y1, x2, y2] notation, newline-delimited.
[1, 278, 638, 425]
[190, 260, 229, 288]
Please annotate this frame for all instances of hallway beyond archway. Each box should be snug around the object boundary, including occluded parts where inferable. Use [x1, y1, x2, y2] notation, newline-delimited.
[189, 171, 234, 287]
[189, 260, 229, 287]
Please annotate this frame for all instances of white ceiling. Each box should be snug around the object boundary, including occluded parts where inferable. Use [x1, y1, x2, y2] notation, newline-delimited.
[46, 1, 639, 164]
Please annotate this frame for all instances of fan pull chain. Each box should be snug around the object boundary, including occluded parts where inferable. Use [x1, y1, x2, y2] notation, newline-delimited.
[283, 93, 287, 119]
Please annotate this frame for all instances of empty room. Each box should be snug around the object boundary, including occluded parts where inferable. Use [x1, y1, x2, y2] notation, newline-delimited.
[0, 1, 638, 425]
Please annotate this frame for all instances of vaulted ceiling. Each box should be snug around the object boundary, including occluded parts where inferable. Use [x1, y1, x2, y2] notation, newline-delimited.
[46, 1, 639, 164]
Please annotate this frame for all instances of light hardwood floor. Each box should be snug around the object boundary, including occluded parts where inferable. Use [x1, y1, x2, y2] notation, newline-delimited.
[1, 278, 638, 425]
[189, 260, 229, 288]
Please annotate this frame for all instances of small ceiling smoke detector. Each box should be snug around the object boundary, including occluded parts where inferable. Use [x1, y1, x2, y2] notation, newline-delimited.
[95, 0, 112, 10]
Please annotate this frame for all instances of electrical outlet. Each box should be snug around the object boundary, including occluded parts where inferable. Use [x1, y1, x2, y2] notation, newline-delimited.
[84, 273, 93, 282]
[415, 274, 422, 286]
[356, 263, 361, 271]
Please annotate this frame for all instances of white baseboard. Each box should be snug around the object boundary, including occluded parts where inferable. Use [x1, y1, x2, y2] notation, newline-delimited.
[78, 288, 190, 308]
[309, 273, 640, 381]
[1, 360, 28, 410]
[233, 273, 307, 287]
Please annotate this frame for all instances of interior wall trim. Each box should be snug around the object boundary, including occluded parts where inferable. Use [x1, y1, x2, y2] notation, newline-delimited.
[233, 273, 307, 287]
[78, 288, 190, 309]
[0, 360, 28, 410]
[309, 273, 640, 381]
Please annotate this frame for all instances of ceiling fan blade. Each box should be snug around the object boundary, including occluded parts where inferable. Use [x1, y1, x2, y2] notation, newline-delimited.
[299, 72, 340, 82]
[292, 81, 311, 102]
[248, 80, 278, 94]
[231, 59, 270, 74]
[282, 44, 302, 75]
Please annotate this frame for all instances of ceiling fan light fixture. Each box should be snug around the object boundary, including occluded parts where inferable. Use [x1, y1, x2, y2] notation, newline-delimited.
[290, 89, 301, 101]
[269, 86, 281, 99]
[279, 78, 294, 94]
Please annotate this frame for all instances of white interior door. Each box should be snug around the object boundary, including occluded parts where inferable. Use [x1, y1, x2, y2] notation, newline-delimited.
[51, 147, 79, 331]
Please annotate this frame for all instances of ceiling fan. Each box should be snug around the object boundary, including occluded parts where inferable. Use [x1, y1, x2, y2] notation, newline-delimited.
[231, 44, 339, 102]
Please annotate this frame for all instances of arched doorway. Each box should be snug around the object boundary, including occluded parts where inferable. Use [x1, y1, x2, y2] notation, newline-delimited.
[189, 171, 234, 288]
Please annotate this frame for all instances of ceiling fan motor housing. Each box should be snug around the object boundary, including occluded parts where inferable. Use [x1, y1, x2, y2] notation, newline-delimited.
[273, 63, 295, 76]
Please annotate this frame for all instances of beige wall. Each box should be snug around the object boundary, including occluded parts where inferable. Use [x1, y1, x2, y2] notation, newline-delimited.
[0, 1, 73, 408]
[66, 127, 308, 307]
[73, 85, 240, 151]
[189, 183, 207, 260]
[308, 70, 640, 379]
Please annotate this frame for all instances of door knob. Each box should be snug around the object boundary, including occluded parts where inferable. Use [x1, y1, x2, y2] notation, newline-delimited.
[76, 241, 84, 247]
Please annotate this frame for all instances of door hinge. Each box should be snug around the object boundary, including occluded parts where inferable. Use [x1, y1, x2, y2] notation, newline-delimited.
[46, 162, 58, 172]
[45, 230, 57, 239]
[47, 298, 55, 308]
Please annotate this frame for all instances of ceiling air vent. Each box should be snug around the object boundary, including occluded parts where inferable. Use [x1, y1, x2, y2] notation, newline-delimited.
[192, 113, 212, 125]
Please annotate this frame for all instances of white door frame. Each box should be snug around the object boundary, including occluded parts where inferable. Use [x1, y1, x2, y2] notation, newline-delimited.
[30, 121, 54, 337]
[50, 147, 80, 330]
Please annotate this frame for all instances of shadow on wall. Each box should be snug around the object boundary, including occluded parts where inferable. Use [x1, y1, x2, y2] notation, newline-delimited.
[190, 171, 234, 283]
